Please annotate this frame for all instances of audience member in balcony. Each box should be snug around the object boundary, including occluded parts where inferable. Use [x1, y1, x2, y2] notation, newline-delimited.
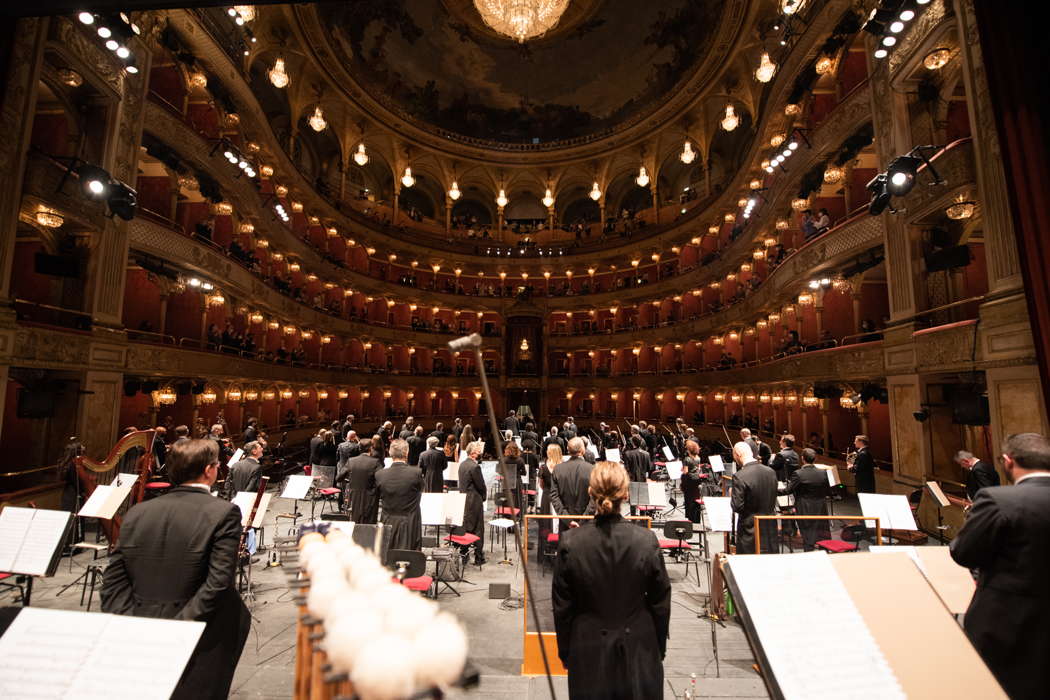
[812, 329, 836, 350]
[719, 351, 737, 369]
[768, 243, 786, 267]
[206, 324, 221, 349]
[762, 418, 775, 435]
[800, 209, 817, 241]
[815, 208, 831, 234]
[780, 330, 803, 355]
[858, 318, 882, 343]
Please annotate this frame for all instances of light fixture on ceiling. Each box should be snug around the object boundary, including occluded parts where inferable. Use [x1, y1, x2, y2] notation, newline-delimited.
[781, 0, 804, 15]
[496, 188, 509, 207]
[189, 71, 208, 89]
[635, 166, 650, 187]
[473, 0, 571, 43]
[924, 47, 951, 70]
[814, 55, 835, 75]
[791, 197, 809, 211]
[268, 56, 289, 88]
[353, 143, 368, 166]
[35, 206, 64, 228]
[824, 165, 844, 184]
[721, 104, 739, 131]
[401, 167, 415, 188]
[755, 52, 777, 83]
[58, 68, 83, 87]
[784, 103, 800, 115]
[542, 188, 555, 208]
[308, 105, 327, 132]
[770, 133, 785, 148]
[589, 181, 601, 200]
[231, 5, 256, 22]
[680, 141, 696, 164]
[448, 180, 462, 200]
[946, 194, 976, 220]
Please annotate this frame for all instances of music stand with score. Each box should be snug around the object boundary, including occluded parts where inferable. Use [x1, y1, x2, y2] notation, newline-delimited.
[0, 507, 75, 606]
[276, 474, 314, 538]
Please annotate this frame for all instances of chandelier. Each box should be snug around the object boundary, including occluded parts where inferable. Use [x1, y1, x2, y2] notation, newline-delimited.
[542, 188, 555, 208]
[448, 181, 461, 200]
[473, 0, 571, 43]
[635, 166, 650, 188]
[35, 206, 64, 228]
[589, 181, 601, 200]
[755, 52, 777, 83]
[946, 194, 976, 220]
[721, 104, 739, 131]
[353, 143, 368, 166]
[269, 57, 289, 89]
[496, 189, 509, 207]
[308, 106, 327, 132]
[680, 142, 696, 164]
[401, 167, 415, 188]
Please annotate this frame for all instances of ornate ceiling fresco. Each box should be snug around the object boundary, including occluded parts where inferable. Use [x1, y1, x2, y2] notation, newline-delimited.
[313, 0, 729, 144]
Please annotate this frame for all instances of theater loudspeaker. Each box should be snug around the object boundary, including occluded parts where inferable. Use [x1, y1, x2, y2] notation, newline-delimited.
[488, 583, 511, 600]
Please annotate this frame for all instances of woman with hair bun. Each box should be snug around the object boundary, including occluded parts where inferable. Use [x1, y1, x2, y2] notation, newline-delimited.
[551, 461, 671, 699]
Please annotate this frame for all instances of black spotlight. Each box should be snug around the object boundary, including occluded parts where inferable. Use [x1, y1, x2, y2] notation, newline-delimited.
[886, 154, 924, 196]
[76, 164, 111, 200]
[913, 407, 930, 422]
[866, 173, 892, 215]
[107, 180, 138, 221]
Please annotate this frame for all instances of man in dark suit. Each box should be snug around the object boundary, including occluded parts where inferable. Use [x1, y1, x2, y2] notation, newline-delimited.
[543, 426, 566, 454]
[101, 439, 250, 700]
[340, 413, 355, 440]
[730, 441, 778, 554]
[340, 437, 382, 524]
[504, 410, 521, 436]
[307, 428, 324, 467]
[780, 448, 830, 550]
[241, 417, 258, 445]
[406, 425, 426, 466]
[740, 428, 771, 466]
[377, 421, 394, 451]
[950, 433, 1050, 700]
[622, 436, 651, 482]
[398, 416, 415, 440]
[336, 431, 361, 474]
[520, 422, 541, 453]
[417, 436, 447, 493]
[172, 424, 190, 446]
[850, 434, 876, 493]
[428, 422, 447, 447]
[457, 441, 487, 565]
[451, 418, 464, 444]
[224, 440, 262, 499]
[375, 439, 424, 550]
[770, 434, 800, 481]
[551, 437, 595, 520]
[955, 450, 1001, 501]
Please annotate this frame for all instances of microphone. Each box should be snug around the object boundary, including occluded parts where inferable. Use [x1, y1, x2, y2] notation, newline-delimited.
[447, 333, 482, 352]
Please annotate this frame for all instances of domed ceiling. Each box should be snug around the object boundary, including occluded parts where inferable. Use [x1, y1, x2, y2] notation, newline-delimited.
[313, 0, 729, 145]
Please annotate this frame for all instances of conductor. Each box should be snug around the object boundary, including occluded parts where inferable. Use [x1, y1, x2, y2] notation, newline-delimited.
[100, 439, 250, 700]
[552, 461, 671, 699]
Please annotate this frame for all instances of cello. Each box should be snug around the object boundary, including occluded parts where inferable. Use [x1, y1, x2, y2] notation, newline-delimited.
[75, 430, 156, 547]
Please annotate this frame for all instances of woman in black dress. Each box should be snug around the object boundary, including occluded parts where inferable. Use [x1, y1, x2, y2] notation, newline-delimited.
[552, 461, 671, 699]
[680, 438, 703, 523]
[536, 444, 561, 552]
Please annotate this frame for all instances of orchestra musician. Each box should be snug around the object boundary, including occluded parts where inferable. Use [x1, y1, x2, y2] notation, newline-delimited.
[551, 438, 596, 523]
[779, 448, 830, 550]
[375, 439, 424, 551]
[340, 437, 382, 525]
[456, 441, 487, 565]
[552, 461, 671, 699]
[770, 434, 800, 482]
[849, 434, 876, 493]
[954, 450, 1001, 501]
[406, 425, 426, 466]
[398, 416, 416, 440]
[950, 433, 1050, 700]
[418, 436, 447, 493]
[730, 441, 778, 554]
[680, 439, 704, 523]
[100, 439, 250, 700]
[223, 441, 262, 499]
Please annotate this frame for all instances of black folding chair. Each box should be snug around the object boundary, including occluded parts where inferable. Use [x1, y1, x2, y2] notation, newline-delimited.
[659, 520, 701, 585]
[384, 549, 433, 597]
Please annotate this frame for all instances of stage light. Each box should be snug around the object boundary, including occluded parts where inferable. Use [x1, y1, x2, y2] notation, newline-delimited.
[78, 11, 94, 24]
[107, 180, 138, 221]
[886, 154, 923, 196]
[866, 173, 892, 215]
[77, 164, 111, 199]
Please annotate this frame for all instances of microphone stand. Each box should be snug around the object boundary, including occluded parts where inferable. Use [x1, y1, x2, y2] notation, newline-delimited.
[449, 334, 556, 700]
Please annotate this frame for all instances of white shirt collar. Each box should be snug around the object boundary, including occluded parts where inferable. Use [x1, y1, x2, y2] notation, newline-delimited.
[1016, 472, 1050, 484]
[184, 482, 212, 491]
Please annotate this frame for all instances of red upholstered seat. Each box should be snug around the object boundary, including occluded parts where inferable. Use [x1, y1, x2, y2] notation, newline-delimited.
[145, 481, 170, 489]
[318, 487, 340, 496]
[445, 533, 481, 546]
[399, 575, 434, 593]
[0, 573, 12, 580]
[524, 489, 537, 496]
[816, 539, 857, 553]
[546, 533, 559, 543]
[495, 506, 520, 516]
[658, 539, 693, 550]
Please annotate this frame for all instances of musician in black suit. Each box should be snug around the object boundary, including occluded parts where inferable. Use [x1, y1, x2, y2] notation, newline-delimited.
[101, 439, 250, 700]
[504, 409, 521, 436]
[375, 439, 424, 551]
[849, 434, 876, 493]
[950, 433, 1050, 700]
[740, 428, 771, 465]
[340, 413, 355, 440]
[550, 437, 595, 520]
[417, 436, 447, 493]
[457, 441, 487, 565]
[770, 434, 800, 482]
[224, 440, 262, 499]
[398, 416, 415, 440]
[377, 420, 394, 451]
[406, 425, 426, 465]
[543, 426, 566, 454]
[428, 422, 447, 447]
[623, 436, 651, 482]
[552, 461, 671, 699]
[781, 448, 831, 550]
[241, 417, 258, 445]
[955, 450, 1001, 501]
[339, 437, 382, 524]
[336, 431, 361, 474]
[730, 441, 778, 554]
[521, 422, 541, 454]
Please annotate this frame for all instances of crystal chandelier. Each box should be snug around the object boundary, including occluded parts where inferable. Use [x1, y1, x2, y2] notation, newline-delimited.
[473, 0, 571, 43]
[542, 188, 555, 208]
[824, 166, 844, 184]
[680, 142, 696, 164]
[401, 167, 415, 188]
[635, 166, 650, 188]
[755, 52, 777, 83]
[308, 105, 327, 132]
[35, 206, 64, 228]
[448, 181, 461, 200]
[269, 57, 289, 89]
[232, 5, 255, 22]
[496, 189, 509, 207]
[721, 104, 739, 131]
[589, 182, 601, 200]
[353, 143, 368, 166]
[946, 194, 976, 220]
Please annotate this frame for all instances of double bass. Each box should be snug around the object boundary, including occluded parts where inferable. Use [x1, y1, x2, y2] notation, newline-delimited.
[75, 430, 156, 547]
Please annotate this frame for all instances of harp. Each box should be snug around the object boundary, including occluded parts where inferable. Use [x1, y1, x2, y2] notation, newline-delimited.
[75, 430, 156, 546]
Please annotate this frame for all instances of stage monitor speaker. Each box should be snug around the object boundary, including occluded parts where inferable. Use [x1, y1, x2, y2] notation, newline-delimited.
[488, 583, 511, 600]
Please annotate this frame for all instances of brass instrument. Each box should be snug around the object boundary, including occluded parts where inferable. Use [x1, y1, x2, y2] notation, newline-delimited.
[845, 448, 857, 470]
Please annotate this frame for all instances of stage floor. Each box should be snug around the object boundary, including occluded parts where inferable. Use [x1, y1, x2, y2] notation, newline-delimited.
[13, 489, 893, 698]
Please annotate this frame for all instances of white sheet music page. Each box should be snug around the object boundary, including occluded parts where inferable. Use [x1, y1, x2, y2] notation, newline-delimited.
[605, 448, 621, 463]
[664, 460, 684, 479]
[16, 509, 72, 576]
[281, 474, 314, 500]
[444, 461, 459, 482]
[233, 491, 272, 528]
[702, 497, 734, 532]
[662, 445, 675, 461]
[647, 481, 668, 507]
[859, 493, 918, 531]
[708, 455, 725, 473]
[0, 608, 204, 700]
[420, 492, 445, 526]
[443, 491, 466, 527]
[0, 506, 34, 572]
[727, 552, 905, 700]
[227, 448, 244, 468]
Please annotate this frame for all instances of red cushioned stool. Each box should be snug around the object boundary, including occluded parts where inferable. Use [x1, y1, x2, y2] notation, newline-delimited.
[386, 549, 434, 598]
[144, 481, 171, 499]
[313, 486, 341, 517]
[816, 539, 857, 553]
[445, 533, 482, 576]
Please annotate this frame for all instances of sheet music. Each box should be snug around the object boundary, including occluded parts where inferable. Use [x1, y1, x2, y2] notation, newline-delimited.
[78, 479, 136, 520]
[443, 461, 458, 483]
[777, 494, 795, 508]
[281, 474, 314, 500]
[702, 497, 734, 531]
[727, 552, 905, 700]
[227, 448, 244, 467]
[818, 464, 841, 486]
[383, 457, 393, 468]
[421, 492, 466, 527]
[662, 445, 675, 461]
[0, 607, 205, 700]
[605, 448, 621, 463]
[647, 481, 668, 507]
[0, 507, 72, 576]
[858, 493, 918, 531]
[114, 473, 139, 488]
[926, 480, 950, 508]
[665, 460, 684, 479]
[480, 461, 499, 489]
[708, 455, 725, 473]
[232, 491, 273, 528]
[587, 443, 599, 458]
